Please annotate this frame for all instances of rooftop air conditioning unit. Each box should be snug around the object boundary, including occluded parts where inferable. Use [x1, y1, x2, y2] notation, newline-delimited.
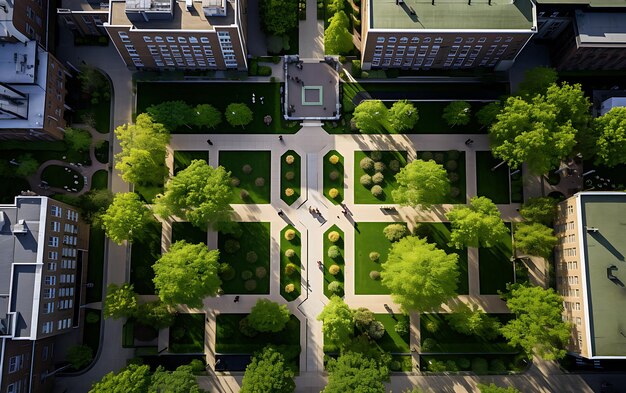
[12, 219, 27, 234]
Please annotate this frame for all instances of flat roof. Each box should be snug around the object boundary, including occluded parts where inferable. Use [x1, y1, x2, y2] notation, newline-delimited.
[579, 192, 626, 357]
[59, 0, 110, 11]
[575, 11, 626, 46]
[535, 0, 626, 7]
[368, 0, 535, 30]
[0, 41, 37, 84]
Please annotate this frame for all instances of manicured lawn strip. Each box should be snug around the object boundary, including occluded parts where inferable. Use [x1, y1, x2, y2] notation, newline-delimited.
[478, 223, 513, 295]
[174, 151, 208, 174]
[94, 141, 109, 164]
[169, 313, 205, 353]
[0, 141, 90, 165]
[219, 150, 271, 204]
[323, 225, 344, 298]
[416, 151, 466, 204]
[171, 222, 207, 244]
[94, 99, 111, 134]
[91, 170, 108, 190]
[420, 223, 469, 295]
[86, 227, 105, 303]
[374, 314, 410, 353]
[353, 151, 407, 204]
[420, 313, 516, 354]
[354, 222, 396, 295]
[476, 151, 510, 204]
[280, 225, 302, 301]
[281, 150, 301, 205]
[323, 150, 344, 204]
[41, 165, 85, 190]
[420, 353, 524, 373]
[130, 220, 162, 294]
[83, 309, 101, 353]
[136, 82, 300, 134]
[218, 222, 270, 294]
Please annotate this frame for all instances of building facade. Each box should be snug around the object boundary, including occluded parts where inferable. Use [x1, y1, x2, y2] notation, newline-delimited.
[0, 196, 89, 393]
[0, 0, 49, 49]
[554, 192, 626, 359]
[57, 0, 109, 38]
[360, 0, 537, 71]
[104, 0, 248, 70]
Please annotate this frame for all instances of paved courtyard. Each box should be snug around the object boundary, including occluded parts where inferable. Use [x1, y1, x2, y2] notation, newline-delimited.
[285, 59, 340, 119]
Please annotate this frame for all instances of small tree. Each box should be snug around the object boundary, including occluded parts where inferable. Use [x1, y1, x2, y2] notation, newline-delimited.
[388, 100, 419, 132]
[352, 100, 388, 133]
[192, 104, 222, 129]
[150, 365, 200, 393]
[392, 159, 450, 208]
[260, 0, 298, 35]
[89, 364, 151, 393]
[353, 307, 375, 332]
[476, 102, 502, 129]
[225, 103, 253, 128]
[517, 66, 558, 98]
[103, 283, 137, 319]
[241, 346, 295, 393]
[78, 189, 113, 227]
[78, 66, 111, 104]
[146, 101, 194, 130]
[101, 192, 152, 244]
[317, 296, 354, 349]
[443, 101, 471, 126]
[16, 154, 39, 177]
[514, 222, 557, 258]
[519, 197, 558, 225]
[382, 223, 408, 242]
[64, 127, 92, 152]
[67, 345, 93, 369]
[248, 299, 291, 333]
[446, 196, 509, 249]
[593, 106, 626, 167]
[324, 11, 353, 55]
[324, 351, 389, 393]
[135, 300, 175, 329]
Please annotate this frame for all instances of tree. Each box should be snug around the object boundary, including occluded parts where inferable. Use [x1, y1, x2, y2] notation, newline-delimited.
[153, 160, 233, 230]
[78, 66, 111, 104]
[593, 106, 626, 167]
[352, 307, 375, 332]
[225, 103, 253, 128]
[64, 127, 92, 152]
[352, 100, 388, 133]
[324, 11, 353, 55]
[327, 0, 344, 13]
[381, 236, 459, 312]
[260, 0, 298, 35]
[392, 159, 450, 208]
[78, 189, 113, 228]
[192, 104, 222, 129]
[241, 346, 295, 393]
[135, 300, 175, 329]
[476, 102, 502, 128]
[514, 222, 557, 258]
[153, 241, 221, 308]
[446, 196, 509, 249]
[443, 101, 471, 126]
[103, 283, 138, 319]
[146, 101, 194, 131]
[477, 383, 521, 393]
[114, 113, 170, 186]
[519, 197, 558, 225]
[517, 66, 558, 98]
[149, 365, 200, 393]
[324, 351, 389, 393]
[89, 364, 151, 393]
[445, 303, 501, 340]
[16, 154, 39, 177]
[317, 296, 354, 348]
[67, 345, 93, 369]
[248, 299, 291, 333]
[101, 192, 152, 244]
[500, 285, 571, 360]
[388, 100, 419, 132]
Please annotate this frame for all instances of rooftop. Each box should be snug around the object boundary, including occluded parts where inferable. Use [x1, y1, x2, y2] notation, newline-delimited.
[534, 0, 626, 7]
[368, 0, 535, 30]
[0, 41, 38, 84]
[58, 0, 110, 11]
[575, 11, 626, 46]
[579, 192, 626, 358]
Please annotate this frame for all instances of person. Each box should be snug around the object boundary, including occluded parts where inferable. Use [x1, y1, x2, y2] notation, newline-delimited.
[279, 135, 283, 141]
[278, 209, 284, 216]
[207, 139, 213, 145]
[234, 296, 240, 303]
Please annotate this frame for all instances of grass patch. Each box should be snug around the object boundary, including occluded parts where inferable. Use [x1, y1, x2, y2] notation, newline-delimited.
[375, 313, 410, 353]
[171, 221, 207, 244]
[323, 225, 345, 298]
[478, 223, 513, 295]
[218, 222, 270, 294]
[0, 141, 90, 165]
[353, 151, 407, 204]
[169, 313, 205, 353]
[280, 225, 302, 302]
[323, 150, 344, 204]
[416, 151, 466, 204]
[281, 150, 301, 206]
[130, 220, 162, 295]
[94, 141, 109, 164]
[354, 222, 398, 295]
[173, 151, 208, 175]
[420, 353, 527, 373]
[91, 170, 108, 190]
[219, 150, 271, 204]
[476, 151, 511, 204]
[86, 227, 105, 303]
[41, 165, 85, 190]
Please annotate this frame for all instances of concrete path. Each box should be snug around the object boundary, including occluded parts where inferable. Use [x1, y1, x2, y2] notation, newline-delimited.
[299, 0, 324, 58]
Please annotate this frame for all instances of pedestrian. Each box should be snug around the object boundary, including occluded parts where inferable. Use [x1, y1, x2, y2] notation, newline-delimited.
[341, 210, 346, 215]
[315, 208, 320, 214]
[278, 209, 284, 216]
[234, 296, 240, 303]
[279, 135, 283, 141]
[207, 139, 213, 145]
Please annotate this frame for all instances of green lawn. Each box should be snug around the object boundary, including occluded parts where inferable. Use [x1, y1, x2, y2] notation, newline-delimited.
[130, 220, 162, 295]
[136, 82, 300, 134]
[478, 223, 514, 295]
[323, 150, 344, 204]
[476, 151, 511, 204]
[94, 141, 109, 164]
[219, 150, 271, 204]
[354, 222, 398, 295]
[171, 221, 207, 244]
[174, 151, 208, 175]
[353, 151, 407, 204]
[218, 222, 270, 294]
[281, 150, 301, 206]
[419, 223, 469, 295]
[375, 314, 410, 353]
[91, 170, 108, 190]
[0, 141, 90, 165]
[280, 225, 302, 301]
[86, 227, 105, 303]
[41, 165, 85, 190]
[169, 313, 205, 353]
[323, 225, 345, 298]
[416, 151, 466, 204]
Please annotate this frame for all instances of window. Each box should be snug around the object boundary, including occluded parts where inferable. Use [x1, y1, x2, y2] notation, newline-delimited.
[466, 37, 475, 43]
[118, 32, 130, 43]
[42, 321, 53, 334]
[8, 355, 23, 373]
[434, 37, 443, 44]
[6, 381, 21, 393]
[50, 221, 60, 232]
[48, 251, 58, 260]
[411, 37, 419, 43]
[494, 36, 502, 43]
[178, 37, 187, 43]
[47, 262, 57, 272]
[454, 37, 462, 44]
[143, 36, 152, 42]
[166, 36, 175, 43]
[155, 36, 164, 43]
[449, 46, 459, 56]
[505, 36, 513, 42]
[48, 236, 59, 247]
[42, 346, 49, 361]
[50, 205, 62, 217]
[400, 37, 408, 44]
[423, 37, 431, 43]
[478, 37, 486, 43]
[44, 276, 56, 285]
[44, 288, 55, 299]
[43, 302, 54, 314]
[377, 37, 385, 43]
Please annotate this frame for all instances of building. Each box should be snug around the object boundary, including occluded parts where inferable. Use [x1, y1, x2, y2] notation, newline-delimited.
[0, 196, 89, 393]
[554, 192, 626, 359]
[0, 40, 70, 140]
[359, 0, 537, 71]
[57, 0, 110, 38]
[0, 0, 50, 49]
[103, 0, 248, 70]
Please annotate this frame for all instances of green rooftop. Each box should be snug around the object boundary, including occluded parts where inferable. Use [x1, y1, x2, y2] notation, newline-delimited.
[534, 0, 626, 7]
[369, 0, 535, 30]
[580, 193, 626, 358]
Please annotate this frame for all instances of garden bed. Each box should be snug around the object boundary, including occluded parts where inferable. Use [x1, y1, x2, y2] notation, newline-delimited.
[353, 151, 407, 204]
[173, 151, 208, 175]
[323, 225, 345, 298]
[219, 150, 271, 204]
[130, 220, 162, 295]
[91, 170, 108, 190]
[323, 150, 344, 204]
[280, 225, 302, 301]
[169, 313, 205, 354]
[478, 223, 513, 295]
[417, 151, 466, 204]
[94, 141, 109, 164]
[476, 151, 523, 204]
[354, 222, 403, 295]
[171, 221, 207, 244]
[41, 165, 85, 190]
[375, 313, 410, 353]
[281, 150, 301, 205]
[420, 353, 527, 373]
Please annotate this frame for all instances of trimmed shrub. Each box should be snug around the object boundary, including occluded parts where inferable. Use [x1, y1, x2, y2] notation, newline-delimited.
[285, 155, 295, 164]
[285, 248, 295, 258]
[422, 338, 437, 352]
[372, 172, 384, 184]
[367, 320, 385, 340]
[240, 189, 249, 200]
[224, 239, 240, 253]
[328, 231, 341, 242]
[447, 150, 460, 160]
[389, 159, 401, 172]
[383, 223, 408, 242]
[421, 151, 433, 161]
[86, 311, 100, 324]
[284, 229, 296, 240]
[489, 359, 507, 373]
[255, 177, 265, 187]
[371, 185, 383, 197]
[369, 270, 381, 280]
[445, 360, 459, 372]
[434, 153, 445, 164]
[424, 319, 440, 333]
[359, 157, 375, 172]
[471, 357, 489, 374]
[242, 164, 253, 174]
[449, 187, 460, 198]
[230, 177, 240, 187]
[284, 263, 297, 275]
[329, 170, 340, 181]
[374, 161, 386, 172]
[427, 359, 447, 372]
[369, 251, 380, 261]
[244, 279, 257, 291]
[389, 360, 402, 372]
[360, 174, 373, 188]
[285, 188, 295, 197]
[328, 245, 341, 259]
[456, 358, 471, 370]
[189, 359, 205, 373]
[241, 270, 253, 280]
[329, 154, 339, 164]
[285, 171, 295, 180]
[285, 283, 295, 293]
[246, 251, 258, 263]
[329, 264, 341, 275]
[239, 317, 258, 337]
[220, 265, 235, 281]
[327, 281, 344, 295]
[394, 320, 409, 337]
[255, 266, 267, 279]
[448, 172, 460, 183]
[370, 151, 383, 161]
[445, 160, 458, 171]
[329, 188, 339, 199]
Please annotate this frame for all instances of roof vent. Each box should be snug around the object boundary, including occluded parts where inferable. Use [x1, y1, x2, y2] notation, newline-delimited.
[12, 219, 27, 234]
[586, 226, 599, 233]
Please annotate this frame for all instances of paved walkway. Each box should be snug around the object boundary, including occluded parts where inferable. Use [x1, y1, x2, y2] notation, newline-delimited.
[299, 0, 324, 58]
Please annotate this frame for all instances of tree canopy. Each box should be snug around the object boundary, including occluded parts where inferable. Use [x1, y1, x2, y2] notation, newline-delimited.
[103, 283, 138, 319]
[78, 66, 111, 104]
[381, 236, 459, 312]
[241, 346, 295, 393]
[225, 103, 253, 128]
[443, 101, 471, 126]
[445, 303, 501, 340]
[135, 300, 175, 329]
[149, 365, 200, 393]
[324, 11, 353, 55]
[101, 192, 152, 244]
[500, 285, 571, 360]
[593, 106, 626, 167]
[16, 153, 39, 177]
[352, 100, 388, 133]
[476, 102, 502, 128]
[67, 345, 93, 370]
[392, 159, 450, 208]
[388, 100, 419, 132]
[446, 196, 509, 249]
[153, 160, 233, 230]
[89, 364, 151, 393]
[146, 101, 194, 131]
[260, 0, 298, 35]
[517, 66, 558, 98]
[248, 299, 291, 332]
[153, 241, 221, 308]
[519, 197, 558, 225]
[323, 351, 389, 393]
[64, 127, 92, 152]
[114, 113, 170, 185]
[317, 296, 354, 349]
[77, 189, 113, 227]
[193, 104, 222, 129]
[514, 222, 557, 258]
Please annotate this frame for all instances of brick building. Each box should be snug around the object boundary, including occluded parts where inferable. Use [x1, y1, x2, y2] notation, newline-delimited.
[0, 196, 90, 393]
[0, 0, 49, 49]
[57, 0, 110, 38]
